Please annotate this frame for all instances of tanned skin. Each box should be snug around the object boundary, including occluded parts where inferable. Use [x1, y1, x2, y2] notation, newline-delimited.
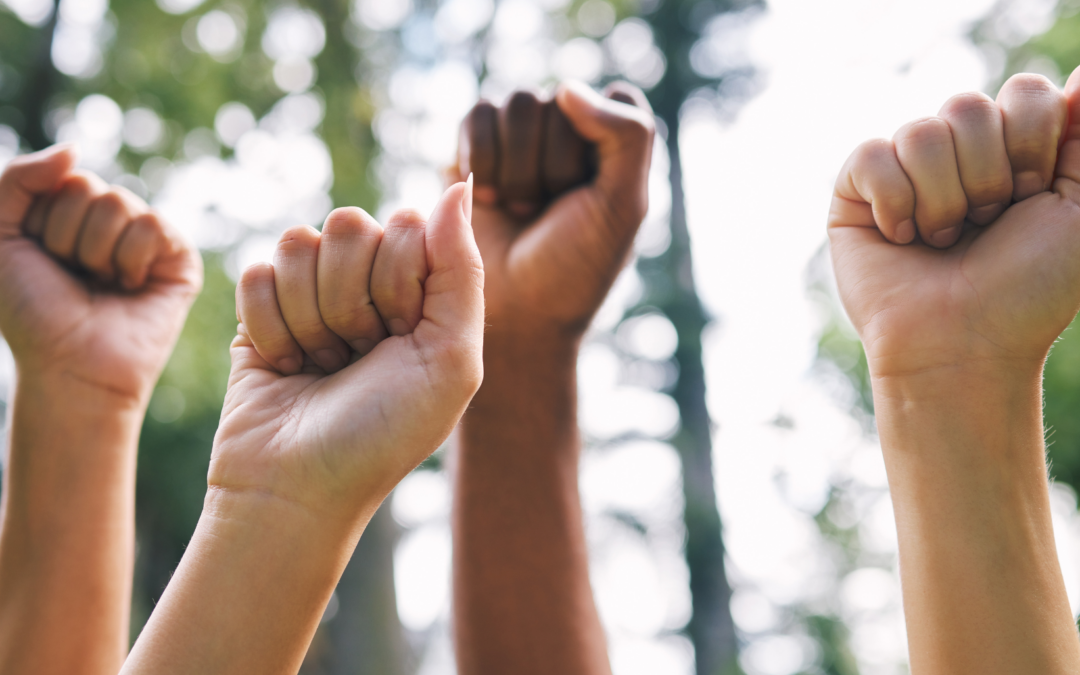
[829, 66, 1080, 673]
[451, 80, 654, 675]
[0, 145, 203, 675]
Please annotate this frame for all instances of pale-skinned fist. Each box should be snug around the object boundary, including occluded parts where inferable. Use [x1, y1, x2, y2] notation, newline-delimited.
[210, 181, 484, 521]
[828, 67, 1080, 380]
[454, 80, 655, 342]
[0, 145, 203, 403]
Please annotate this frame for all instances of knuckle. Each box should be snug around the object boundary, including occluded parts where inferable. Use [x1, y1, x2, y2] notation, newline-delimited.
[238, 262, 275, 290]
[1001, 72, 1058, 99]
[505, 90, 542, 112]
[896, 117, 951, 148]
[939, 91, 997, 120]
[131, 211, 163, 236]
[276, 225, 320, 252]
[93, 190, 129, 217]
[57, 173, 95, 200]
[386, 208, 425, 231]
[853, 138, 894, 166]
[323, 207, 377, 235]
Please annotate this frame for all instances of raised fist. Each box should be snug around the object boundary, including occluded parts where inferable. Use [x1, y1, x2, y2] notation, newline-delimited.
[828, 68, 1080, 379]
[210, 181, 484, 518]
[454, 81, 655, 340]
[0, 145, 203, 402]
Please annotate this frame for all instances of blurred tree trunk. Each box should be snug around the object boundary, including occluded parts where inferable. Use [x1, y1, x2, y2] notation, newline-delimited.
[637, 108, 739, 675]
[637, 2, 746, 672]
[19, 2, 58, 150]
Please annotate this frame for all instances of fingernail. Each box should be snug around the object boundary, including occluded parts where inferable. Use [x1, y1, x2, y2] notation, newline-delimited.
[968, 203, 1004, 226]
[315, 349, 345, 373]
[387, 318, 410, 336]
[1014, 171, 1045, 201]
[930, 226, 960, 248]
[894, 219, 915, 244]
[462, 173, 473, 223]
[277, 356, 301, 375]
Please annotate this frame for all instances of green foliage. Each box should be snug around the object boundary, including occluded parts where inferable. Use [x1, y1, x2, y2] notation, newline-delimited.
[1041, 323, 1080, 488]
[1026, 9, 1080, 77]
[132, 254, 235, 635]
[800, 614, 860, 675]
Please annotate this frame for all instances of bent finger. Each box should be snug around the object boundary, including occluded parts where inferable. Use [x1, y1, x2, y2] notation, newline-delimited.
[236, 263, 304, 376]
[830, 138, 916, 245]
[497, 90, 545, 219]
[41, 171, 108, 262]
[317, 207, 388, 356]
[273, 225, 351, 374]
[371, 209, 428, 336]
[894, 117, 967, 248]
[938, 92, 1012, 225]
[77, 186, 145, 279]
[541, 99, 592, 197]
[555, 80, 655, 236]
[0, 144, 76, 238]
[458, 101, 499, 206]
[997, 73, 1068, 201]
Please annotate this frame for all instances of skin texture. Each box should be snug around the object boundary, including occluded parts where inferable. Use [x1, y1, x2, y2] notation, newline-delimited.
[0, 145, 203, 675]
[451, 80, 654, 675]
[121, 180, 484, 675]
[828, 67, 1080, 673]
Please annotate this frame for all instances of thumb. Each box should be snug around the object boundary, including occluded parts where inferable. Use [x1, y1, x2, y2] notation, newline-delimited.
[0, 144, 78, 238]
[555, 80, 655, 229]
[420, 176, 485, 344]
[1055, 66, 1080, 193]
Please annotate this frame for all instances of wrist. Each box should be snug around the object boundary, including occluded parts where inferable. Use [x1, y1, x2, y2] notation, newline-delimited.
[472, 328, 579, 409]
[871, 359, 1043, 410]
[871, 360, 1047, 496]
[14, 362, 154, 414]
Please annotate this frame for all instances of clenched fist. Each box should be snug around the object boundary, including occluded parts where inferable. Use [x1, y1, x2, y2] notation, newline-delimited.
[210, 181, 484, 519]
[829, 69, 1080, 379]
[0, 145, 203, 403]
[454, 81, 655, 340]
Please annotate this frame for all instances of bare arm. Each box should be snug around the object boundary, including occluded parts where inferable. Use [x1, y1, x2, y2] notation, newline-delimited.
[0, 378, 143, 674]
[0, 146, 201, 674]
[875, 367, 1077, 673]
[123, 182, 483, 673]
[452, 82, 654, 675]
[829, 67, 1080, 672]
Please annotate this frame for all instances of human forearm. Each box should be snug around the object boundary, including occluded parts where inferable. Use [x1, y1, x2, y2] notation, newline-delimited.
[0, 370, 145, 675]
[874, 364, 1080, 674]
[453, 331, 610, 675]
[121, 487, 367, 675]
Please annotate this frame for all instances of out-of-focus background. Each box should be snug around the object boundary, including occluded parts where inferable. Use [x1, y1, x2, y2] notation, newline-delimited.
[1, 0, 1079, 673]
